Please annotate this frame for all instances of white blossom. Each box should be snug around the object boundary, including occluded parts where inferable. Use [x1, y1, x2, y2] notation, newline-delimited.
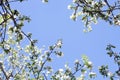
[42, 0, 48, 3]
[115, 20, 120, 25]
[73, 0, 78, 3]
[67, 5, 72, 10]
[89, 72, 96, 78]
[101, 1, 106, 6]
[87, 26, 92, 32]
[56, 39, 62, 48]
[59, 69, 64, 72]
[88, 61, 92, 65]
[75, 59, 79, 64]
[70, 14, 76, 21]
[107, 72, 113, 77]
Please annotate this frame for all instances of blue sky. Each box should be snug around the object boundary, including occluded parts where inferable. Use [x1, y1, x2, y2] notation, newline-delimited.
[13, 0, 120, 79]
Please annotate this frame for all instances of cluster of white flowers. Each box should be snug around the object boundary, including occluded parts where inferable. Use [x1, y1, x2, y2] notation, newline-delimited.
[68, 0, 119, 32]
[53, 68, 71, 80]
[24, 45, 31, 53]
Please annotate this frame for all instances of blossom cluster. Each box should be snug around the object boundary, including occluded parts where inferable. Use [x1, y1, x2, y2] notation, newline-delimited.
[68, 0, 120, 32]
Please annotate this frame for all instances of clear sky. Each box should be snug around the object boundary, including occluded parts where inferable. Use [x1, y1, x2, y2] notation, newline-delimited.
[12, 0, 120, 79]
